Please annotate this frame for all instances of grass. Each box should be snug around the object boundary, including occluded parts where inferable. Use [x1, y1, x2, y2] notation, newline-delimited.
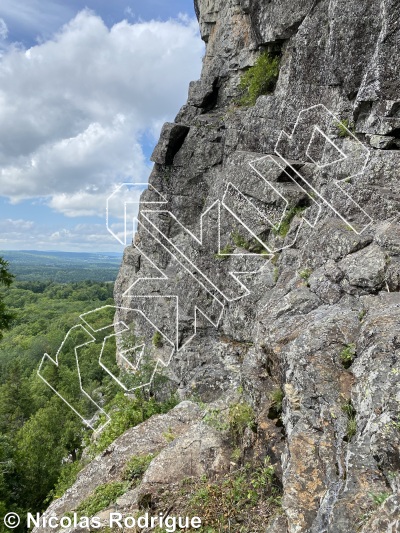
[228, 402, 256, 445]
[270, 389, 284, 414]
[342, 400, 357, 441]
[340, 343, 356, 369]
[336, 119, 355, 138]
[357, 491, 392, 528]
[299, 268, 312, 281]
[270, 253, 280, 266]
[268, 388, 284, 420]
[231, 230, 251, 250]
[75, 481, 128, 517]
[217, 234, 270, 257]
[215, 243, 234, 260]
[162, 427, 177, 443]
[369, 491, 391, 506]
[346, 417, 357, 440]
[187, 459, 282, 531]
[231, 230, 272, 255]
[239, 51, 280, 106]
[273, 206, 307, 238]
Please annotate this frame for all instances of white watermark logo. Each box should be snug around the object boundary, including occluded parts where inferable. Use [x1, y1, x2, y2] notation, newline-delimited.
[3, 513, 20, 529]
[24, 512, 201, 532]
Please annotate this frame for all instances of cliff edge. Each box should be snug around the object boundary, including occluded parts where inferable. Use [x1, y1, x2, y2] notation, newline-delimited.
[39, 1, 400, 531]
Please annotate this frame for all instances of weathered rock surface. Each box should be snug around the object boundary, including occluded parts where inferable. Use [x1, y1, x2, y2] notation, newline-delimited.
[33, 402, 203, 533]
[137, 421, 232, 507]
[39, 0, 400, 531]
[112, 0, 400, 530]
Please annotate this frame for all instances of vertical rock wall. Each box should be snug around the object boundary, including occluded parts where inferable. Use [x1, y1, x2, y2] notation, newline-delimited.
[115, 1, 400, 531]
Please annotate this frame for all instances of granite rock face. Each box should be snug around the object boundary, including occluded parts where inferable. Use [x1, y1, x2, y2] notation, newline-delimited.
[32, 402, 204, 533]
[39, 1, 400, 531]
[112, 1, 400, 531]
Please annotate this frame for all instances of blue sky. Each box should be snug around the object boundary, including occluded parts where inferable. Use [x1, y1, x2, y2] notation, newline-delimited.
[2, 0, 196, 47]
[0, 1, 203, 252]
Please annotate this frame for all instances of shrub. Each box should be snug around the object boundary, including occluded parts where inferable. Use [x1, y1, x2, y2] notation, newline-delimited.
[123, 454, 155, 486]
[231, 447, 242, 462]
[239, 52, 280, 106]
[204, 408, 229, 432]
[152, 331, 163, 348]
[340, 343, 356, 369]
[49, 460, 84, 501]
[188, 459, 281, 530]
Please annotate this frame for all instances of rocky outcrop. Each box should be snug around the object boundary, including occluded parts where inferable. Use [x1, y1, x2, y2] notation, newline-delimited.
[112, 1, 400, 531]
[33, 402, 203, 533]
[39, 1, 400, 532]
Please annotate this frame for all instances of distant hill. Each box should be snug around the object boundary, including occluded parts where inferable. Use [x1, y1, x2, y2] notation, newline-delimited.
[0, 250, 123, 283]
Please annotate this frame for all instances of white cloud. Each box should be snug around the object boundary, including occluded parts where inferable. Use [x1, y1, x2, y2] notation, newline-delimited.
[124, 7, 135, 20]
[0, 18, 8, 40]
[43, 221, 125, 251]
[0, 10, 203, 215]
[0, 1, 73, 39]
[0, 218, 34, 230]
[0, 219, 122, 252]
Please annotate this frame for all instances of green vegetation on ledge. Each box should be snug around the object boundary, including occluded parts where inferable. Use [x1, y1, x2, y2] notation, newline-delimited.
[123, 453, 156, 486]
[75, 481, 128, 517]
[342, 400, 357, 441]
[158, 459, 282, 532]
[214, 243, 234, 260]
[336, 118, 355, 138]
[273, 206, 307, 238]
[238, 51, 280, 106]
[340, 343, 356, 369]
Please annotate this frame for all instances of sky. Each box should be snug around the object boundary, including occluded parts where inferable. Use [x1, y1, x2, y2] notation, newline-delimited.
[0, 1, 204, 252]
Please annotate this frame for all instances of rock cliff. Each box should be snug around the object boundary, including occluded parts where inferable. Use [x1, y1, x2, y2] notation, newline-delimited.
[39, 1, 400, 531]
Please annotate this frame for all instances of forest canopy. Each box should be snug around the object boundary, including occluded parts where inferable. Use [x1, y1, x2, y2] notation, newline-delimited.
[0, 269, 176, 532]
